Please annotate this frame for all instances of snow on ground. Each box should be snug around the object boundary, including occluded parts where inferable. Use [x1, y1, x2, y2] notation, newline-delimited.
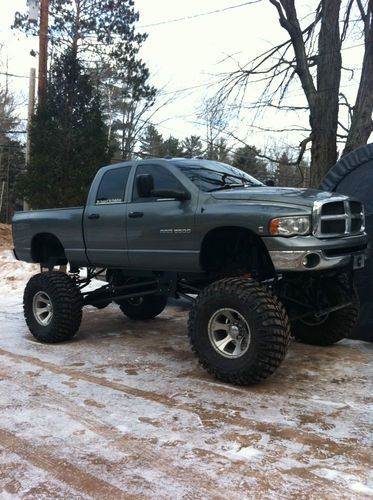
[0, 249, 372, 499]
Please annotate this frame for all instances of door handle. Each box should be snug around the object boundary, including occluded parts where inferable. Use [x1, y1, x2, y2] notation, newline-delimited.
[88, 213, 100, 220]
[128, 211, 144, 218]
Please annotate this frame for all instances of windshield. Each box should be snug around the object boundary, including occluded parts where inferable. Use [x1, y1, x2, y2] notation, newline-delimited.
[173, 161, 263, 192]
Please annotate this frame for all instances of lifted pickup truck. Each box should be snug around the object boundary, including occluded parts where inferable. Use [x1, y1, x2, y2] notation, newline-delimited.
[13, 158, 368, 384]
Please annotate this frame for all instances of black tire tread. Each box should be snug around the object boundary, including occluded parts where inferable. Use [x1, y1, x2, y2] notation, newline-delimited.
[118, 294, 167, 320]
[293, 305, 358, 346]
[292, 277, 359, 346]
[320, 143, 373, 191]
[24, 271, 82, 343]
[188, 278, 290, 385]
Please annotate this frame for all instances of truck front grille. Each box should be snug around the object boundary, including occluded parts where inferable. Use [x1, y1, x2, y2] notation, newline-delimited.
[313, 198, 365, 238]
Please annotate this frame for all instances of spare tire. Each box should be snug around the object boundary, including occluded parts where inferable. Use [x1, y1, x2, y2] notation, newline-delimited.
[320, 143, 373, 341]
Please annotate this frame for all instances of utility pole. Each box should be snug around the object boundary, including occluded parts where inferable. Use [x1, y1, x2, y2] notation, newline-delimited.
[24, 67, 36, 211]
[0, 181, 5, 218]
[26, 68, 36, 165]
[38, 0, 49, 109]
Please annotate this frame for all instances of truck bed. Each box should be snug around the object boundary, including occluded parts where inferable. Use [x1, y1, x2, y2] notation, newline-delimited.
[12, 207, 89, 266]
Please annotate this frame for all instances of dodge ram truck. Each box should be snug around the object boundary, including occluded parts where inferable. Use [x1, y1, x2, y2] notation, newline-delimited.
[12, 158, 368, 384]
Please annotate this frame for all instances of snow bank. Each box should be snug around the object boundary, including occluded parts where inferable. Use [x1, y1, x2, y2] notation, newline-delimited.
[0, 223, 12, 249]
[0, 250, 39, 291]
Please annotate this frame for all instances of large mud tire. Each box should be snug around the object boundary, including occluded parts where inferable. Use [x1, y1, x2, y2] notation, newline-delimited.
[24, 271, 82, 343]
[118, 295, 168, 320]
[188, 278, 290, 385]
[292, 281, 359, 346]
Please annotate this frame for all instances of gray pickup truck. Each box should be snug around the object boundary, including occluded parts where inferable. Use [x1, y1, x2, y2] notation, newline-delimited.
[13, 158, 368, 384]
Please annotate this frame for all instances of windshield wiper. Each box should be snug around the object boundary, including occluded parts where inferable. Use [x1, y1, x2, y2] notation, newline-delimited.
[208, 183, 247, 192]
[190, 175, 226, 188]
[182, 166, 260, 186]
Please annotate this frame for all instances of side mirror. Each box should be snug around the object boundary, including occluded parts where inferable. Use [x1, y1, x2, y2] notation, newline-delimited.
[151, 189, 191, 201]
[136, 174, 154, 197]
[265, 179, 275, 186]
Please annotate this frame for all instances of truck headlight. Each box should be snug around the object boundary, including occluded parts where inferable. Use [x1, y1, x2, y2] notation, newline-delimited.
[269, 216, 311, 236]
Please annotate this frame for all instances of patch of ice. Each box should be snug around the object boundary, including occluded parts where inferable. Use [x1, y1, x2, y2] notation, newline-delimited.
[201, 380, 248, 393]
[313, 468, 373, 495]
[309, 398, 349, 408]
[345, 401, 373, 411]
[350, 482, 373, 496]
[116, 425, 128, 433]
[236, 447, 262, 458]
[226, 445, 262, 460]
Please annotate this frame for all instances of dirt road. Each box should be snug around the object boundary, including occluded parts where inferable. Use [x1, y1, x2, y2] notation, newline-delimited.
[0, 250, 372, 498]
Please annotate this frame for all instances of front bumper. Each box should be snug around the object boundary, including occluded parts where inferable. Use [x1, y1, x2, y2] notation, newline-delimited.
[269, 249, 367, 271]
[264, 234, 368, 272]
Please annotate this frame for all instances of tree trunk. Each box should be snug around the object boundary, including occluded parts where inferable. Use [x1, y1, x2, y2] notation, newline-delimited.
[271, 1, 341, 187]
[310, 0, 342, 187]
[343, 3, 373, 156]
[310, 126, 339, 187]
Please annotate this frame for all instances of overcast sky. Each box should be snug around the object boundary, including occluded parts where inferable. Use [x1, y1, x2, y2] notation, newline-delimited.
[0, 0, 367, 156]
[134, 0, 288, 143]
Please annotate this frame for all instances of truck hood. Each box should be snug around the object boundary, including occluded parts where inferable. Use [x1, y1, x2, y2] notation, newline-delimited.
[210, 187, 346, 208]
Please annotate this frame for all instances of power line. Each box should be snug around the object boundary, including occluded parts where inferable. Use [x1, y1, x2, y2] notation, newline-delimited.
[156, 57, 361, 98]
[0, 71, 33, 79]
[0, 39, 364, 80]
[0, 130, 27, 134]
[159, 83, 213, 96]
[137, 1, 262, 29]
[26, 2, 261, 43]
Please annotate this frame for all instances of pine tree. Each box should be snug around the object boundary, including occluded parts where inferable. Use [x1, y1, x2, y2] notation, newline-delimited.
[162, 136, 183, 157]
[232, 145, 267, 181]
[207, 137, 231, 163]
[14, 1, 147, 69]
[275, 152, 302, 187]
[19, 48, 110, 209]
[139, 125, 165, 158]
[14, 0, 156, 161]
[94, 62, 156, 160]
[182, 135, 203, 157]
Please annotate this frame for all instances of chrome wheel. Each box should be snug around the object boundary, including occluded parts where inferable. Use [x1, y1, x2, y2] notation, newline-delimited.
[208, 308, 251, 358]
[32, 291, 53, 326]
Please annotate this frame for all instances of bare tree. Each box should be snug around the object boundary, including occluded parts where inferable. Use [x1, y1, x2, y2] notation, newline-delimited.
[198, 97, 234, 160]
[343, 0, 373, 155]
[0, 58, 24, 223]
[219, 0, 373, 187]
[0, 89, 19, 145]
[100, 71, 156, 160]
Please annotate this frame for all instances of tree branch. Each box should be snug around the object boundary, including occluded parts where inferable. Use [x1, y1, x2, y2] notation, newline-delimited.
[339, 92, 353, 120]
[341, 0, 354, 42]
[338, 120, 349, 133]
[269, 0, 318, 110]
